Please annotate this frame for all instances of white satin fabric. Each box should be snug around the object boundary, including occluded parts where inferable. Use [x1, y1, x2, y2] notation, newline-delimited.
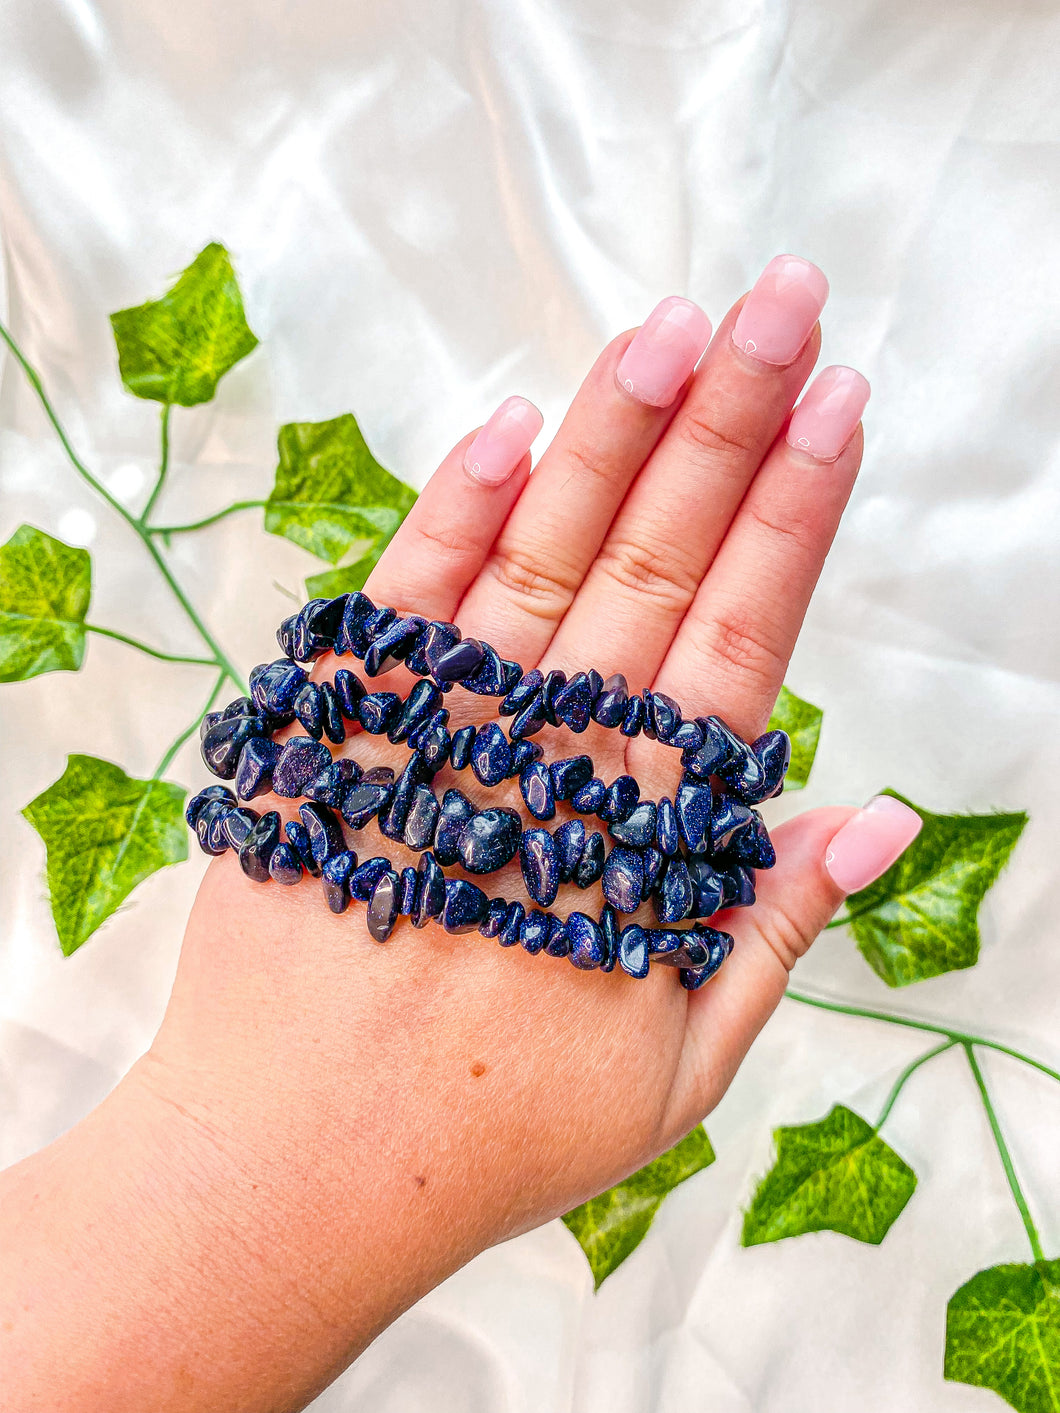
[2, 2, 1060, 1408]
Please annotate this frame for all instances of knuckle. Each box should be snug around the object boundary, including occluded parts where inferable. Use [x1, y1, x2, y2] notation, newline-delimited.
[678, 405, 757, 466]
[561, 438, 624, 491]
[595, 533, 701, 612]
[744, 500, 816, 558]
[755, 899, 819, 973]
[695, 599, 786, 691]
[484, 542, 580, 622]
[414, 519, 485, 573]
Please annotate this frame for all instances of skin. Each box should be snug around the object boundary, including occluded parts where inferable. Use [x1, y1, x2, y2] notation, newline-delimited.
[0, 289, 864, 1413]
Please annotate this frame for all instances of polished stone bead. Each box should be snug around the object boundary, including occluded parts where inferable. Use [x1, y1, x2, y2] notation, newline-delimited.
[618, 924, 650, 979]
[333, 668, 366, 718]
[520, 761, 555, 821]
[655, 796, 679, 855]
[519, 908, 550, 954]
[238, 811, 282, 882]
[600, 775, 639, 824]
[717, 746, 768, 802]
[653, 692, 682, 742]
[688, 856, 725, 917]
[413, 851, 446, 926]
[274, 603, 308, 660]
[251, 659, 307, 716]
[195, 799, 231, 855]
[397, 865, 420, 917]
[602, 846, 643, 912]
[304, 758, 362, 809]
[379, 754, 428, 841]
[717, 870, 741, 908]
[656, 924, 732, 971]
[587, 668, 603, 699]
[681, 715, 736, 779]
[199, 710, 224, 741]
[500, 658, 523, 692]
[553, 818, 587, 881]
[641, 846, 664, 899]
[498, 900, 525, 947]
[432, 638, 485, 683]
[297, 802, 344, 866]
[340, 781, 393, 830]
[508, 693, 546, 740]
[591, 672, 629, 728]
[500, 668, 543, 717]
[293, 682, 324, 739]
[413, 621, 460, 677]
[463, 643, 507, 695]
[574, 831, 605, 888]
[655, 857, 694, 923]
[643, 928, 699, 963]
[520, 828, 560, 907]
[358, 692, 401, 734]
[441, 878, 489, 934]
[404, 784, 440, 851]
[730, 865, 756, 907]
[348, 855, 392, 901]
[319, 682, 345, 743]
[550, 754, 594, 801]
[285, 820, 320, 877]
[272, 737, 333, 797]
[185, 784, 235, 827]
[449, 724, 477, 769]
[670, 719, 704, 752]
[321, 850, 356, 914]
[729, 813, 777, 869]
[540, 669, 568, 726]
[751, 729, 791, 801]
[304, 595, 348, 654]
[335, 592, 376, 657]
[434, 788, 476, 865]
[675, 780, 713, 853]
[710, 796, 755, 852]
[543, 915, 570, 957]
[416, 710, 452, 771]
[389, 680, 442, 744]
[363, 765, 396, 785]
[222, 806, 260, 851]
[285, 598, 333, 661]
[510, 739, 543, 774]
[365, 615, 426, 676]
[458, 808, 522, 874]
[201, 714, 266, 779]
[568, 912, 605, 969]
[640, 690, 658, 740]
[571, 777, 607, 814]
[609, 801, 656, 848]
[362, 605, 396, 651]
[470, 721, 512, 786]
[268, 841, 303, 885]
[599, 905, 618, 972]
[553, 672, 593, 732]
[479, 896, 509, 938]
[367, 870, 400, 939]
[221, 695, 254, 721]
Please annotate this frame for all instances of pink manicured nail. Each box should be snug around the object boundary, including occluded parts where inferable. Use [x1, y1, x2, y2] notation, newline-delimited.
[786, 366, 870, 462]
[463, 396, 544, 485]
[825, 796, 923, 894]
[615, 296, 713, 407]
[731, 255, 829, 366]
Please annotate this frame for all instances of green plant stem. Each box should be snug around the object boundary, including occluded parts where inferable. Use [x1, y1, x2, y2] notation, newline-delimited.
[825, 899, 883, 930]
[139, 401, 171, 525]
[786, 989, 1060, 1087]
[875, 1040, 957, 1130]
[86, 623, 214, 667]
[150, 500, 267, 536]
[0, 318, 247, 696]
[153, 669, 227, 780]
[963, 1042, 1046, 1264]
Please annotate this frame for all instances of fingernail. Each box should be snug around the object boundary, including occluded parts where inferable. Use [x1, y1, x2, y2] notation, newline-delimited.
[786, 366, 870, 462]
[825, 796, 923, 894]
[731, 255, 829, 366]
[463, 396, 544, 485]
[615, 296, 713, 407]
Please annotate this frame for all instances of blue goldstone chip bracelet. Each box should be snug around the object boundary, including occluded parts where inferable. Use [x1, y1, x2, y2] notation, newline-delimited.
[187, 592, 792, 989]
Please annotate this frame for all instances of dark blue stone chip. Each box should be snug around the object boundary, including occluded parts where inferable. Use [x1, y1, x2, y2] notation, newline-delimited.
[609, 801, 656, 848]
[201, 714, 266, 779]
[573, 831, 605, 888]
[655, 796, 679, 856]
[432, 638, 485, 684]
[463, 643, 507, 695]
[471, 721, 513, 786]
[675, 780, 713, 853]
[398, 866, 420, 917]
[185, 784, 235, 828]
[413, 851, 446, 927]
[368, 870, 400, 939]
[520, 828, 560, 907]
[458, 808, 522, 874]
[441, 879, 489, 934]
[434, 788, 476, 865]
[238, 811, 281, 882]
[221, 806, 260, 851]
[358, 692, 401, 734]
[272, 738, 333, 798]
[498, 900, 525, 947]
[553, 672, 593, 732]
[340, 781, 393, 831]
[602, 846, 644, 913]
[404, 784, 440, 851]
[617, 924, 650, 979]
[654, 857, 694, 923]
[293, 682, 324, 739]
[519, 909, 550, 954]
[251, 660, 307, 717]
[550, 755, 594, 801]
[571, 777, 606, 814]
[479, 896, 509, 938]
[333, 668, 366, 718]
[285, 820, 320, 877]
[335, 592, 377, 657]
[553, 818, 587, 881]
[568, 912, 605, 970]
[321, 850, 356, 914]
[348, 855, 392, 901]
[591, 672, 628, 728]
[268, 841, 303, 886]
[543, 915, 571, 957]
[298, 801, 345, 867]
[501, 668, 544, 717]
[600, 775, 639, 824]
[365, 615, 426, 677]
[449, 725, 477, 770]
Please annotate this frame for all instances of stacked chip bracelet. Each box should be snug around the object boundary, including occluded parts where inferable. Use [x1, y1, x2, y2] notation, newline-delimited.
[185, 592, 791, 989]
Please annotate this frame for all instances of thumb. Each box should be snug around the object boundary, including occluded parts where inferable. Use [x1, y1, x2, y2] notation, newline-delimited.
[665, 799, 923, 1134]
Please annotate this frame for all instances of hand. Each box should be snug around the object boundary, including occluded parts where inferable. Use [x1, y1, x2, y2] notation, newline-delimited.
[2, 258, 919, 1412]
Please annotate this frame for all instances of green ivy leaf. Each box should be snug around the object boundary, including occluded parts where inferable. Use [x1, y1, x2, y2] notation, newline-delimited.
[109, 243, 258, 406]
[741, 1104, 916, 1246]
[0, 524, 91, 682]
[846, 791, 1028, 988]
[767, 684, 822, 790]
[946, 1261, 1060, 1412]
[22, 755, 188, 956]
[561, 1126, 714, 1289]
[266, 413, 416, 565]
[305, 541, 388, 600]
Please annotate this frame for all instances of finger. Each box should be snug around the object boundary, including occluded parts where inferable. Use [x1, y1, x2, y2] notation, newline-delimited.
[365, 397, 542, 621]
[456, 299, 712, 659]
[662, 799, 923, 1138]
[546, 256, 827, 684]
[652, 367, 869, 740]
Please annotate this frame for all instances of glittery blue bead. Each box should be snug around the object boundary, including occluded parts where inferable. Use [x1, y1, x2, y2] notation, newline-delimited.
[416, 710, 452, 771]
[670, 719, 704, 752]
[655, 796, 679, 855]
[457, 808, 522, 875]
[749, 729, 791, 802]
[321, 850, 356, 914]
[201, 714, 266, 779]
[540, 670, 568, 726]
[675, 780, 714, 853]
[510, 739, 543, 774]
[221, 695, 255, 721]
[717, 870, 740, 908]
[379, 754, 429, 841]
[641, 691, 658, 740]
[519, 761, 555, 821]
[553, 818, 587, 881]
[498, 900, 525, 947]
[544, 915, 570, 957]
[285, 820, 320, 877]
[587, 669, 603, 699]
[365, 615, 426, 676]
[413, 851, 446, 926]
[434, 789, 476, 865]
[238, 811, 281, 882]
[362, 606, 397, 652]
[463, 643, 507, 695]
[710, 795, 755, 851]
[553, 672, 593, 732]
[195, 799, 231, 855]
[319, 682, 345, 743]
[389, 680, 442, 744]
[368, 870, 400, 938]
[432, 638, 485, 684]
[304, 758, 362, 809]
[333, 668, 365, 718]
[297, 802, 344, 867]
[641, 846, 664, 899]
[348, 855, 392, 901]
[730, 865, 756, 907]
[688, 856, 725, 917]
[306, 596, 348, 654]
[251, 660, 307, 717]
[608, 801, 656, 848]
[519, 909, 550, 954]
[500, 668, 543, 717]
[441, 878, 489, 934]
[358, 692, 401, 734]
[655, 857, 694, 923]
[479, 896, 509, 938]
[599, 905, 618, 972]
[397, 866, 420, 917]
[591, 672, 628, 728]
[652, 692, 682, 742]
[600, 775, 639, 823]
[414, 621, 460, 677]
[571, 777, 606, 814]
[199, 710, 224, 741]
[449, 725, 477, 769]
[471, 721, 513, 786]
[185, 784, 235, 827]
[643, 928, 698, 963]
[681, 715, 735, 778]
[717, 747, 768, 803]
[294, 682, 325, 739]
[404, 784, 440, 851]
[509, 694, 546, 740]
[550, 755, 594, 801]
[268, 841, 303, 885]
[221, 806, 259, 851]
[602, 846, 643, 913]
[618, 924, 650, 979]
[340, 781, 393, 830]
[335, 592, 376, 657]
[520, 828, 560, 907]
[273, 737, 333, 797]
[573, 831, 605, 889]
[568, 912, 605, 969]
[500, 659, 523, 692]
[728, 812, 777, 869]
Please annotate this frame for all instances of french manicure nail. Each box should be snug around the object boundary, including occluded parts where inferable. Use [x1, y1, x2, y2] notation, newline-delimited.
[786, 366, 870, 462]
[615, 296, 713, 408]
[825, 795, 923, 894]
[463, 396, 544, 486]
[731, 255, 829, 366]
